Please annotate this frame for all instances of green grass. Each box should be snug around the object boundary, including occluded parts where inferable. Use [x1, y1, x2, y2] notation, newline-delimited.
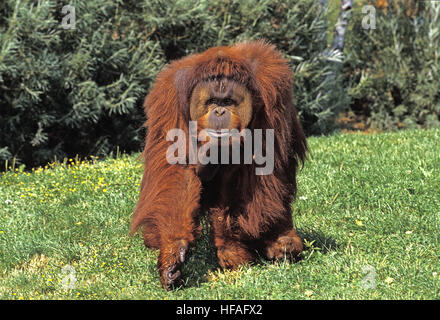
[1, 128, 439, 300]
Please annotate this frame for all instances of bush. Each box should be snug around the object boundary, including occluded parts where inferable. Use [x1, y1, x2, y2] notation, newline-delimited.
[0, 0, 347, 168]
[0, 0, 164, 168]
[344, 0, 440, 130]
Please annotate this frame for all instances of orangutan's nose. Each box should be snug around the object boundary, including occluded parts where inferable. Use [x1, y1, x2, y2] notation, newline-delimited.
[209, 107, 231, 130]
[214, 107, 226, 117]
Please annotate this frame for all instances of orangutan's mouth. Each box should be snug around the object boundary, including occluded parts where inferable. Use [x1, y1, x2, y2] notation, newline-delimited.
[205, 129, 232, 139]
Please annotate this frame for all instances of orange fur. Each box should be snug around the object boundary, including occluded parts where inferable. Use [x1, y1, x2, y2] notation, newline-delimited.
[130, 40, 307, 289]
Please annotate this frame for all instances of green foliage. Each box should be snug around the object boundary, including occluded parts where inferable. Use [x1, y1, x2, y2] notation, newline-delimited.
[0, 0, 347, 168]
[344, 1, 440, 130]
[0, 0, 164, 168]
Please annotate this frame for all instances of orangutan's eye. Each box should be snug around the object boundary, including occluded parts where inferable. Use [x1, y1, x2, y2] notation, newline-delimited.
[206, 98, 236, 107]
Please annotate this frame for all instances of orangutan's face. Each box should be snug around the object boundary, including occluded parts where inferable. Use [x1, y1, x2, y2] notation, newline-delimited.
[189, 77, 253, 139]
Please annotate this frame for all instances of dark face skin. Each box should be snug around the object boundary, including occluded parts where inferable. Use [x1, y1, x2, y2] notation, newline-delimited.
[189, 77, 253, 136]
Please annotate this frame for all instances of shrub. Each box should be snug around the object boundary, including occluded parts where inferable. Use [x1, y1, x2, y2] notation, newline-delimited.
[0, 0, 164, 168]
[0, 0, 347, 168]
[344, 0, 440, 130]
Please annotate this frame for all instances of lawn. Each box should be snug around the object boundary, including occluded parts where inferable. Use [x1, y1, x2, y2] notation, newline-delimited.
[0, 128, 439, 300]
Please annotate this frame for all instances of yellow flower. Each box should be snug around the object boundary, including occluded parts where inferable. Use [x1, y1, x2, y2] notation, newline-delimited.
[384, 277, 394, 284]
[304, 289, 314, 297]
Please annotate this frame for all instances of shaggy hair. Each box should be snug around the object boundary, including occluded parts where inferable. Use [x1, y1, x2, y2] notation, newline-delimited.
[130, 40, 307, 289]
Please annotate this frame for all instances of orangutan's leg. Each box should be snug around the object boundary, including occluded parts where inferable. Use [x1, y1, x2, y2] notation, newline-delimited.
[210, 208, 255, 269]
[263, 228, 303, 261]
[150, 169, 202, 290]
